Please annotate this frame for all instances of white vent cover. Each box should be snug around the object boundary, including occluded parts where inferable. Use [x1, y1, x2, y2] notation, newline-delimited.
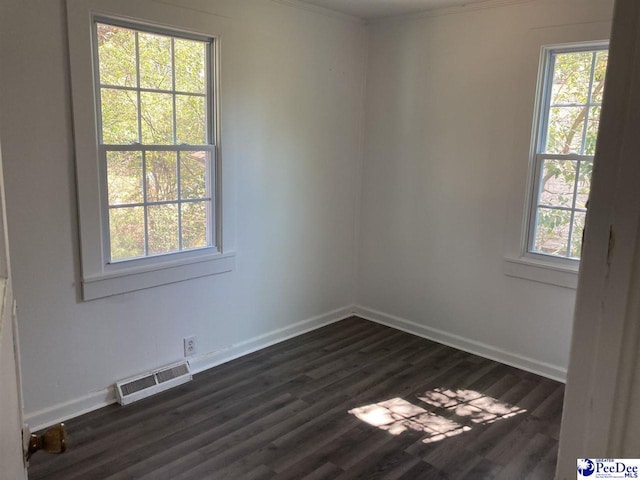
[115, 361, 192, 405]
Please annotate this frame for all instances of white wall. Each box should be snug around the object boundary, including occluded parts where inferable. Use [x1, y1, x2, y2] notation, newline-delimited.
[0, 0, 366, 428]
[356, 0, 614, 380]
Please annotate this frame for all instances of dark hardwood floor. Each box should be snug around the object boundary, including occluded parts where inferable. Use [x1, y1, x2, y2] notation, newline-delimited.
[28, 317, 564, 479]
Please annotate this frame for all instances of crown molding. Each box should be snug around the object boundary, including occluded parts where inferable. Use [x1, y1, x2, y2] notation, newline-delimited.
[154, 0, 538, 26]
[151, 0, 365, 24]
[270, 0, 367, 25]
[150, 0, 233, 19]
[370, 0, 538, 23]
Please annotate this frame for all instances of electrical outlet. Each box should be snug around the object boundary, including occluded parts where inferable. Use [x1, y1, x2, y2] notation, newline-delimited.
[184, 336, 196, 357]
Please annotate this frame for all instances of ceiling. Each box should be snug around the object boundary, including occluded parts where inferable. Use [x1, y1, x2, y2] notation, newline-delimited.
[296, 0, 497, 19]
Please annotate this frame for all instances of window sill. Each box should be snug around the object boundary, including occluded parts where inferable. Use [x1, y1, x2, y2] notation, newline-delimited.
[82, 251, 235, 300]
[503, 256, 579, 289]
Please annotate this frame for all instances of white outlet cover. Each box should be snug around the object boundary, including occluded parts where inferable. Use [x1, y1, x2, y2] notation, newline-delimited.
[184, 336, 196, 357]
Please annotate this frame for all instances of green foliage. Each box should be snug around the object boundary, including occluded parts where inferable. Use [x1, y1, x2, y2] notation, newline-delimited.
[139, 32, 172, 90]
[140, 92, 173, 144]
[109, 207, 145, 260]
[180, 152, 207, 199]
[550, 52, 592, 105]
[584, 107, 601, 155]
[148, 204, 179, 254]
[107, 151, 143, 205]
[536, 50, 608, 258]
[181, 202, 208, 250]
[176, 94, 206, 144]
[570, 213, 586, 258]
[535, 208, 571, 256]
[175, 39, 206, 94]
[97, 22, 211, 261]
[536, 159, 594, 259]
[539, 159, 576, 208]
[101, 88, 138, 144]
[97, 24, 136, 87]
[146, 151, 178, 202]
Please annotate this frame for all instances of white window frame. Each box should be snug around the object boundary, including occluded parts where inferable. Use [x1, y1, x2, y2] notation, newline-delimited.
[67, 2, 234, 300]
[525, 41, 608, 267]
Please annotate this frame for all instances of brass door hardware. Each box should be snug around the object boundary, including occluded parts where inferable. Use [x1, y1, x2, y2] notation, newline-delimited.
[26, 423, 67, 461]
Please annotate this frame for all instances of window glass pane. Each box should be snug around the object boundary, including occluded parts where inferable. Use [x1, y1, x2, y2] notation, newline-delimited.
[535, 208, 571, 257]
[95, 22, 214, 264]
[539, 159, 576, 208]
[146, 151, 178, 202]
[140, 92, 173, 144]
[175, 39, 206, 94]
[101, 88, 139, 144]
[550, 52, 593, 105]
[180, 151, 208, 199]
[570, 212, 586, 259]
[107, 151, 143, 205]
[97, 24, 136, 87]
[181, 201, 208, 249]
[138, 32, 172, 91]
[592, 51, 608, 104]
[148, 204, 179, 254]
[110, 206, 145, 260]
[545, 106, 586, 154]
[176, 94, 206, 144]
[529, 46, 608, 261]
[576, 160, 593, 210]
[585, 107, 601, 156]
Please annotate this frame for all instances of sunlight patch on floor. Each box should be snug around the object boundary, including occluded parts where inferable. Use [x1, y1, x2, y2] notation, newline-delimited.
[419, 388, 525, 425]
[349, 389, 526, 444]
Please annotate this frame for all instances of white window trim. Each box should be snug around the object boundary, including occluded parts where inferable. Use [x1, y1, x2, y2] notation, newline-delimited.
[503, 256, 578, 289]
[504, 39, 609, 290]
[67, 1, 233, 301]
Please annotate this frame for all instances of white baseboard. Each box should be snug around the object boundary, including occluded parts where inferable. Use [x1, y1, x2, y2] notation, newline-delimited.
[353, 305, 567, 383]
[24, 306, 353, 431]
[188, 306, 353, 374]
[25, 387, 115, 433]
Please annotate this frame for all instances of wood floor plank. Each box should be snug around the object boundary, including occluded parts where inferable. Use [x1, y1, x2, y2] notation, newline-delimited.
[526, 439, 560, 479]
[173, 359, 419, 479]
[300, 462, 344, 480]
[117, 396, 312, 480]
[423, 446, 486, 479]
[333, 432, 422, 480]
[28, 318, 564, 480]
[395, 460, 448, 480]
[272, 438, 348, 480]
[80, 395, 309, 480]
[242, 464, 277, 480]
[460, 458, 504, 480]
[327, 425, 398, 470]
[496, 432, 558, 480]
[485, 416, 548, 466]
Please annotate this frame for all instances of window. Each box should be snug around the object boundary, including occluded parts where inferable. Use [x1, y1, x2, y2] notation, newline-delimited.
[527, 44, 608, 262]
[95, 19, 215, 262]
[67, 4, 233, 300]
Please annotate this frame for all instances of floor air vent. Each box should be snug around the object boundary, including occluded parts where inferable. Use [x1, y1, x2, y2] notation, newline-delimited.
[115, 361, 192, 406]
